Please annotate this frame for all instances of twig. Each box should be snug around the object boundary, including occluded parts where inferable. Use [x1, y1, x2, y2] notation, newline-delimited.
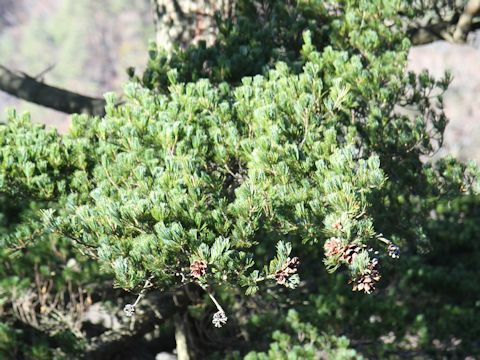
[454, 0, 480, 42]
[0, 64, 106, 115]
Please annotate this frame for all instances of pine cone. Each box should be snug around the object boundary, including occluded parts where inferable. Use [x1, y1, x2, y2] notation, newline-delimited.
[351, 261, 381, 294]
[387, 244, 400, 259]
[332, 221, 343, 230]
[286, 257, 300, 271]
[190, 260, 207, 278]
[123, 304, 136, 317]
[324, 237, 343, 257]
[212, 311, 228, 328]
[342, 244, 364, 264]
[275, 257, 300, 285]
[275, 271, 287, 285]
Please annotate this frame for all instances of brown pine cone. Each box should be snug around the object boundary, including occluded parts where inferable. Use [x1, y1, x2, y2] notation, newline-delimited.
[324, 237, 343, 257]
[351, 260, 381, 294]
[275, 257, 300, 285]
[332, 221, 343, 230]
[342, 244, 364, 265]
[190, 260, 207, 278]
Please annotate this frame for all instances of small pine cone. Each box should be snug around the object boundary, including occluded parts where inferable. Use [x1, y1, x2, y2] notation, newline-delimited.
[123, 304, 136, 317]
[285, 257, 300, 274]
[190, 260, 207, 278]
[342, 244, 364, 265]
[275, 270, 287, 285]
[212, 311, 228, 328]
[387, 244, 400, 259]
[351, 261, 381, 294]
[275, 257, 300, 285]
[332, 221, 343, 230]
[324, 237, 343, 257]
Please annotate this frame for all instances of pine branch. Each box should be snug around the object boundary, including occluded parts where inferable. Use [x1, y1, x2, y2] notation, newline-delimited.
[0, 65, 106, 116]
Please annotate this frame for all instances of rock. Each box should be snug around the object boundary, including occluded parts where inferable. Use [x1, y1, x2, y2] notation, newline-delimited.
[155, 352, 177, 360]
[408, 32, 480, 162]
[83, 302, 121, 330]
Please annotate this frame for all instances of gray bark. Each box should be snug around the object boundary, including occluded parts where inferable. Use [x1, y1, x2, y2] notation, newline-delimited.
[453, 0, 480, 41]
[174, 313, 190, 360]
[150, 0, 233, 52]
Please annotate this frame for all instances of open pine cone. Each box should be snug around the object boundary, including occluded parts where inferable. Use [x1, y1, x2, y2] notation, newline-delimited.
[190, 260, 207, 278]
[275, 257, 300, 285]
[324, 237, 344, 257]
[350, 260, 381, 294]
[342, 244, 364, 265]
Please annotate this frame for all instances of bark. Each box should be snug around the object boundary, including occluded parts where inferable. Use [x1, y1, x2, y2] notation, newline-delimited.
[174, 313, 191, 360]
[409, 20, 480, 45]
[150, 0, 233, 52]
[409, 21, 455, 45]
[409, 0, 480, 45]
[453, 0, 480, 42]
[171, 286, 203, 360]
[0, 65, 106, 116]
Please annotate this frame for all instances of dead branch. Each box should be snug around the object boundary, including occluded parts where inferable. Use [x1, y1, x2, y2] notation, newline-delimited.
[0, 65, 106, 116]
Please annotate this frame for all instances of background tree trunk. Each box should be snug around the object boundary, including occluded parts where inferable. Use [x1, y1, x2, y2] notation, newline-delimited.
[150, 0, 233, 52]
[174, 313, 191, 360]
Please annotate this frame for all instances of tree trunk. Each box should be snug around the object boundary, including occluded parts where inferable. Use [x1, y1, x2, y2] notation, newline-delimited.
[174, 313, 191, 360]
[453, 0, 480, 42]
[172, 284, 204, 360]
[85, 292, 183, 359]
[150, 0, 233, 52]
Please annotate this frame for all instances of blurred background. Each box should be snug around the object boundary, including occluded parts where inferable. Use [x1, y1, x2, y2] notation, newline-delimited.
[0, 0, 479, 162]
[0, 0, 153, 130]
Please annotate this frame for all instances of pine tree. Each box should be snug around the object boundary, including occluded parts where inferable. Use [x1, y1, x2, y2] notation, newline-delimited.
[1, 1, 479, 358]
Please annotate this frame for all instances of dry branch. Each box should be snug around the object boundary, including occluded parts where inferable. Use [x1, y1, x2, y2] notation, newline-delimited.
[0, 65, 106, 116]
